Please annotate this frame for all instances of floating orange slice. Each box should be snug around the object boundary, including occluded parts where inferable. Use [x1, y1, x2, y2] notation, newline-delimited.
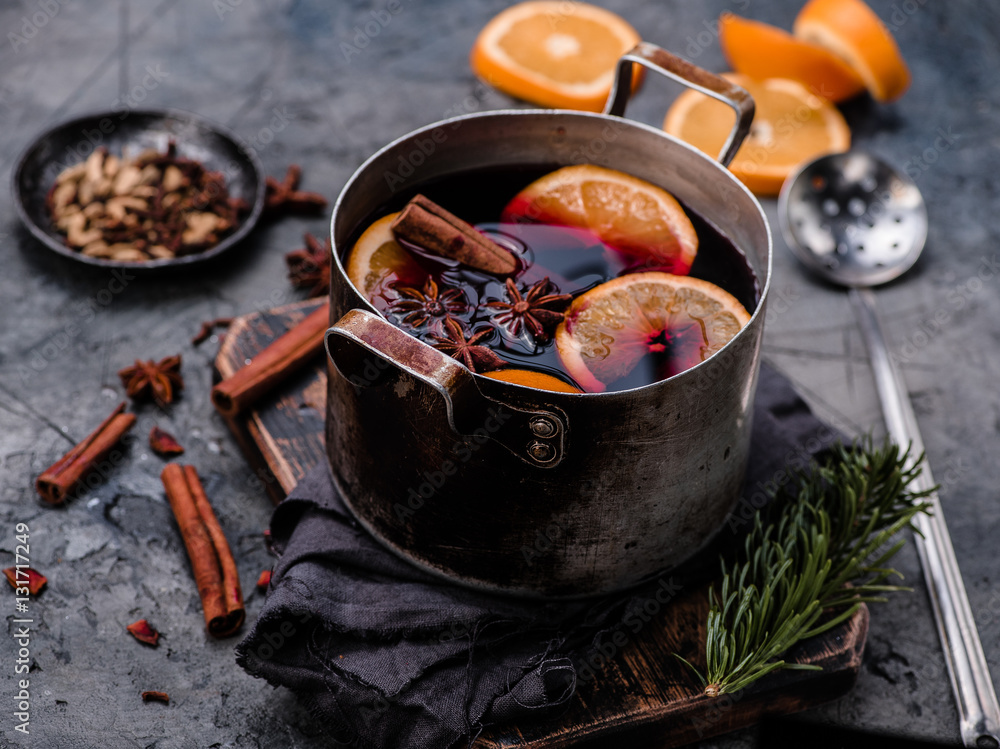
[481, 368, 581, 393]
[718, 13, 865, 102]
[470, 1, 641, 112]
[502, 165, 699, 275]
[555, 272, 750, 393]
[663, 74, 850, 196]
[794, 0, 910, 102]
[345, 213, 427, 309]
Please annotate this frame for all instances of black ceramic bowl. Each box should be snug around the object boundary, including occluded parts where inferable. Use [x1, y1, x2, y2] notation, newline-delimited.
[12, 108, 266, 270]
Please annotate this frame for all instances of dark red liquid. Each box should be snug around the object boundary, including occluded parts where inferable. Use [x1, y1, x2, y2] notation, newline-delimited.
[346, 166, 759, 392]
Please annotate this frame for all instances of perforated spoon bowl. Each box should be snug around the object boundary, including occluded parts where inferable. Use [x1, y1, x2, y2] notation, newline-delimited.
[779, 151, 1000, 749]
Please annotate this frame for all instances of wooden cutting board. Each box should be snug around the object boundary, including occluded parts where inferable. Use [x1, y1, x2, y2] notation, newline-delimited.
[215, 298, 869, 749]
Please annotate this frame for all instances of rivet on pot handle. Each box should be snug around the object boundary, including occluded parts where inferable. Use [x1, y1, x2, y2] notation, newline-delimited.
[325, 309, 566, 468]
[604, 41, 755, 167]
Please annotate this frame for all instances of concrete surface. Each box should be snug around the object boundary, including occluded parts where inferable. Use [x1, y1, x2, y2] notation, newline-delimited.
[1, 0, 998, 747]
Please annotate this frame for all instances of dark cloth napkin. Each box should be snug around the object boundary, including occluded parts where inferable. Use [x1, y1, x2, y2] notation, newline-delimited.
[235, 363, 839, 749]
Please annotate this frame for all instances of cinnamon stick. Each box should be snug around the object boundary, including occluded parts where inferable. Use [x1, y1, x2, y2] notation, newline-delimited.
[35, 402, 136, 505]
[161, 464, 245, 637]
[211, 302, 329, 417]
[390, 194, 518, 275]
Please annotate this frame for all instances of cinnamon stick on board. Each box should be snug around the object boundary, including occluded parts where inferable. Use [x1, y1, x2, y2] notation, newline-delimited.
[211, 301, 329, 417]
[161, 464, 245, 637]
[391, 194, 518, 275]
[35, 402, 136, 505]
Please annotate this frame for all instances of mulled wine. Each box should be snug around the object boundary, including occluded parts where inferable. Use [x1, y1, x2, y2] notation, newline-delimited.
[344, 165, 758, 393]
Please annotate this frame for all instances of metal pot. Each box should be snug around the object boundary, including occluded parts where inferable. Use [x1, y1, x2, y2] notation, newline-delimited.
[324, 44, 771, 598]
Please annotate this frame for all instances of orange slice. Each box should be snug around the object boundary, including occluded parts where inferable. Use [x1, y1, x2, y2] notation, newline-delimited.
[555, 272, 750, 393]
[470, 1, 641, 112]
[502, 165, 698, 275]
[663, 74, 850, 196]
[718, 13, 865, 102]
[794, 0, 910, 102]
[345, 213, 427, 309]
[481, 368, 581, 393]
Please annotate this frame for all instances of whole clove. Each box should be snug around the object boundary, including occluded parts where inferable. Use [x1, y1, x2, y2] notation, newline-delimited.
[264, 165, 328, 216]
[191, 317, 234, 346]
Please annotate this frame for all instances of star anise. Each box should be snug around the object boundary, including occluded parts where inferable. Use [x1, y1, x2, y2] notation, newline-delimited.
[486, 277, 571, 341]
[388, 277, 467, 328]
[118, 355, 184, 408]
[285, 233, 331, 298]
[429, 318, 505, 373]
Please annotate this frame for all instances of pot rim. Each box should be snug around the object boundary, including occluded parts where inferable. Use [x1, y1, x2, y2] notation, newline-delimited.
[329, 107, 773, 397]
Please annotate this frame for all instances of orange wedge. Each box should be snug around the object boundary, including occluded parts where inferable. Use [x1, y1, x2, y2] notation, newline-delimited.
[555, 272, 750, 393]
[345, 213, 428, 310]
[482, 368, 581, 393]
[718, 13, 865, 102]
[794, 0, 910, 102]
[502, 165, 699, 275]
[663, 74, 850, 196]
[470, 1, 641, 112]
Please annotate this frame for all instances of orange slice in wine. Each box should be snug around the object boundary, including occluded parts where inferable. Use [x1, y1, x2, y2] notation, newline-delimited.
[481, 368, 581, 393]
[345, 212, 427, 309]
[555, 272, 750, 393]
[502, 165, 699, 275]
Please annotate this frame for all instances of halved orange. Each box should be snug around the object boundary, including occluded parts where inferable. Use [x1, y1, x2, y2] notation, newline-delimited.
[345, 213, 427, 310]
[663, 74, 850, 196]
[718, 13, 865, 102]
[470, 1, 641, 112]
[555, 272, 750, 393]
[502, 165, 699, 275]
[794, 0, 910, 102]
[482, 368, 581, 393]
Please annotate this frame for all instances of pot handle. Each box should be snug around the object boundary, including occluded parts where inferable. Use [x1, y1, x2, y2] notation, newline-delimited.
[604, 41, 754, 167]
[325, 308, 566, 468]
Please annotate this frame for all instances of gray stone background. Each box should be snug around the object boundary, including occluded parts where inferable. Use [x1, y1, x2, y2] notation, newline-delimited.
[0, 0, 997, 747]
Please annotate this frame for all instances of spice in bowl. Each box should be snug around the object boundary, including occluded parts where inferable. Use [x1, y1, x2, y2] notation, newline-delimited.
[46, 140, 250, 262]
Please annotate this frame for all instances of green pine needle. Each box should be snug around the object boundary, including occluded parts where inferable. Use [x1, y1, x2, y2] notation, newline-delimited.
[679, 437, 933, 697]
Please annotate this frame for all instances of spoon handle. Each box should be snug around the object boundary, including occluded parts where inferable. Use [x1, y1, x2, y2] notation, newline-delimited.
[850, 286, 1000, 748]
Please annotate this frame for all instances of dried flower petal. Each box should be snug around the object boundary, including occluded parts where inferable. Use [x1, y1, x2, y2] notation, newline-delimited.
[256, 570, 272, 591]
[141, 691, 169, 704]
[149, 427, 184, 457]
[263, 528, 275, 555]
[126, 619, 161, 647]
[4, 567, 47, 596]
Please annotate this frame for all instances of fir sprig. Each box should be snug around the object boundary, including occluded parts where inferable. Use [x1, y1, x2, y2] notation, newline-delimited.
[678, 438, 934, 696]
